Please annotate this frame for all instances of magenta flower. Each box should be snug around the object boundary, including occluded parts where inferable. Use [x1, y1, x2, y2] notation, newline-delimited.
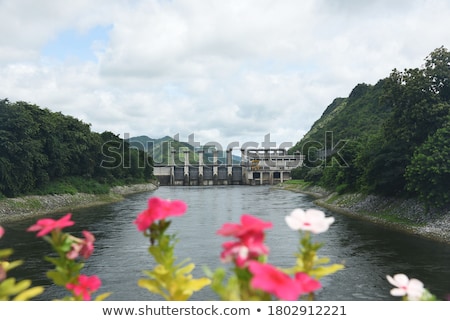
[67, 230, 96, 260]
[27, 213, 75, 237]
[386, 273, 424, 301]
[285, 209, 335, 234]
[249, 261, 321, 300]
[66, 274, 102, 301]
[220, 232, 270, 267]
[0, 225, 4, 239]
[293, 272, 322, 294]
[217, 214, 273, 238]
[134, 197, 187, 231]
[79, 230, 95, 259]
[217, 215, 272, 267]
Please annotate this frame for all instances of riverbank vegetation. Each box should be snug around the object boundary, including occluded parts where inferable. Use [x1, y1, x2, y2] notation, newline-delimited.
[278, 180, 450, 244]
[289, 47, 450, 213]
[0, 99, 154, 199]
[0, 182, 158, 223]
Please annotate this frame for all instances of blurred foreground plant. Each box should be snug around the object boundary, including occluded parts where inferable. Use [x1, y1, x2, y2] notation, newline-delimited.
[386, 273, 437, 301]
[0, 225, 44, 300]
[134, 197, 211, 300]
[27, 214, 110, 301]
[1, 196, 443, 301]
[205, 208, 343, 301]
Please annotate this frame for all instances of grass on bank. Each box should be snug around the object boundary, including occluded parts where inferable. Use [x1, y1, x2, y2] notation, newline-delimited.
[33, 177, 110, 195]
[282, 180, 427, 228]
[280, 179, 312, 188]
[30, 176, 152, 196]
[0, 176, 156, 219]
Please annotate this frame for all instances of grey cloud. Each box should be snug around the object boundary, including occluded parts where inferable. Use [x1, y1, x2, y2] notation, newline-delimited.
[1, 0, 450, 148]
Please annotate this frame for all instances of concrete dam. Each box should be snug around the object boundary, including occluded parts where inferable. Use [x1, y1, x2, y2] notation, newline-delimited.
[154, 148, 304, 186]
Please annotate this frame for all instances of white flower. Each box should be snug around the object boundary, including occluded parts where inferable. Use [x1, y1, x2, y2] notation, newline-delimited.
[285, 209, 335, 234]
[386, 273, 425, 301]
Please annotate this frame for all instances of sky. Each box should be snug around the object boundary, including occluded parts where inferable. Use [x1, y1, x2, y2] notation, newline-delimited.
[1, 0, 450, 152]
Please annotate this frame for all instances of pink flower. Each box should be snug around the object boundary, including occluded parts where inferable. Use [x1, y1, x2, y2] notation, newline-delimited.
[67, 230, 96, 260]
[217, 215, 272, 267]
[27, 213, 75, 237]
[217, 214, 272, 238]
[249, 261, 321, 300]
[386, 273, 424, 301]
[293, 272, 322, 294]
[0, 225, 4, 239]
[0, 265, 5, 281]
[79, 230, 95, 259]
[66, 274, 102, 301]
[285, 209, 335, 234]
[134, 197, 187, 231]
[220, 232, 269, 267]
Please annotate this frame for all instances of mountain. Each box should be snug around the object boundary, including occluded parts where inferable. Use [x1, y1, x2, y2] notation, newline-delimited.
[289, 79, 392, 154]
[127, 135, 241, 166]
[288, 46, 450, 208]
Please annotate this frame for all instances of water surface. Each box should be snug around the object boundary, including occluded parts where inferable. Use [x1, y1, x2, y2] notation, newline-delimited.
[2, 186, 449, 300]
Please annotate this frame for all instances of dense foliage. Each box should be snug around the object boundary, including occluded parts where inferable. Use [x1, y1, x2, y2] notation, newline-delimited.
[0, 100, 153, 198]
[290, 46, 450, 209]
[128, 135, 237, 166]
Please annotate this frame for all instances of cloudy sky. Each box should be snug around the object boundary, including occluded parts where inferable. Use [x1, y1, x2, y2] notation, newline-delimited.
[1, 0, 449, 151]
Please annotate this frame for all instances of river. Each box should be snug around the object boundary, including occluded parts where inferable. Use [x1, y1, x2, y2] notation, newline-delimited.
[2, 185, 449, 301]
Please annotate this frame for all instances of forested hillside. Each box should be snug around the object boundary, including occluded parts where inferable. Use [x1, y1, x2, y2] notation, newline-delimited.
[127, 135, 240, 165]
[293, 80, 391, 145]
[128, 135, 199, 165]
[289, 46, 450, 209]
[0, 100, 153, 198]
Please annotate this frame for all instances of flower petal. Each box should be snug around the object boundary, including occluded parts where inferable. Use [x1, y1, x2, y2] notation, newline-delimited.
[390, 288, 407, 296]
[285, 209, 305, 230]
[392, 273, 409, 287]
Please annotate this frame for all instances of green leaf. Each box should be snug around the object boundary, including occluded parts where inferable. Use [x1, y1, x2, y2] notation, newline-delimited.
[13, 286, 45, 301]
[0, 248, 13, 258]
[176, 262, 195, 276]
[3, 260, 23, 272]
[314, 257, 330, 265]
[46, 270, 69, 286]
[94, 292, 112, 301]
[138, 279, 168, 300]
[310, 264, 345, 279]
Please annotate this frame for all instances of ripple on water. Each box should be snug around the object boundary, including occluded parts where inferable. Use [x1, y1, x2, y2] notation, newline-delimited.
[2, 186, 449, 300]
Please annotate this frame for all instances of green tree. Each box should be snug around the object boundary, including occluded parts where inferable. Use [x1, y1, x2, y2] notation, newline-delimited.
[0, 100, 45, 196]
[365, 55, 450, 195]
[425, 46, 450, 102]
[319, 138, 362, 193]
[405, 120, 450, 209]
[0, 99, 154, 197]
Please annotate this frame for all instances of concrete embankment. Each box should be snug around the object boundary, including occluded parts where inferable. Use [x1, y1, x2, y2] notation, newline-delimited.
[276, 182, 450, 245]
[0, 183, 158, 224]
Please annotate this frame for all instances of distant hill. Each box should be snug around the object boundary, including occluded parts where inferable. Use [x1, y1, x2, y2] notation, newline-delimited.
[289, 79, 392, 154]
[127, 135, 241, 166]
[288, 46, 450, 209]
[0, 99, 153, 198]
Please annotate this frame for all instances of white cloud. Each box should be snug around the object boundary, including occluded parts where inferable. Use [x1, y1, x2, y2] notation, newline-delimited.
[1, 0, 450, 149]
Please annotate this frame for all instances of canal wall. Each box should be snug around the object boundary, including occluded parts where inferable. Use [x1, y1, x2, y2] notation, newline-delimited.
[276, 182, 450, 245]
[0, 183, 158, 224]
